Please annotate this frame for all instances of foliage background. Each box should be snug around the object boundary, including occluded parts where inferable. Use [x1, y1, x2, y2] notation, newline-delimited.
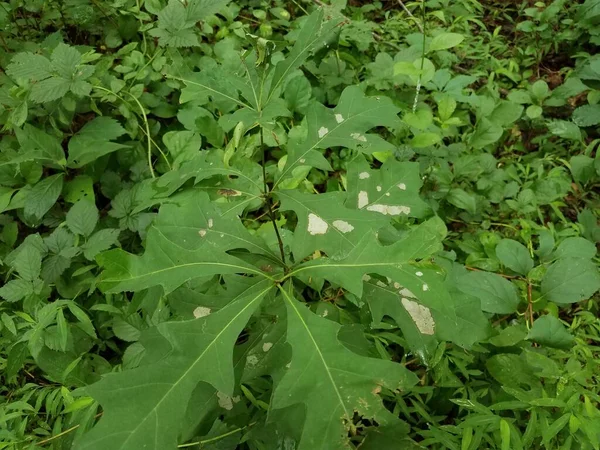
[0, 0, 599, 449]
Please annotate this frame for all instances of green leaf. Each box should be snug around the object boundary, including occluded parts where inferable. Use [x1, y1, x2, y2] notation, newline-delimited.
[82, 229, 121, 261]
[527, 315, 574, 349]
[541, 258, 600, 304]
[457, 271, 520, 314]
[554, 237, 597, 260]
[447, 188, 477, 215]
[66, 200, 99, 237]
[525, 105, 543, 119]
[276, 86, 401, 187]
[573, 104, 600, 127]
[490, 101, 523, 126]
[272, 285, 417, 450]
[410, 132, 441, 148]
[496, 239, 534, 275]
[98, 193, 277, 293]
[276, 190, 387, 261]
[13, 125, 66, 167]
[0, 279, 34, 302]
[30, 77, 71, 103]
[345, 156, 430, 219]
[23, 174, 64, 222]
[68, 117, 128, 168]
[267, 9, 337, 101]
[73, 280, 273, 450]
[470, 118, 503, 149]
[284, 74, 312, 114]
[546, 120, 581, 141]
[6, 52, 52, 80]
[429, 32, 465, 52]
[11, 244, 42, 281]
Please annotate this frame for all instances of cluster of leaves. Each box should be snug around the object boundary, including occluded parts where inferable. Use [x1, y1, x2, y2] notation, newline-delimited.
[0, 0, 599, 449]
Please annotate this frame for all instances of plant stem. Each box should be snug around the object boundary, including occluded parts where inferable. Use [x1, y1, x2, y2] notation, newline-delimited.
[260, 128, 287, 267]
[177, 422, 257, 448]
[397, 0, 424, 33]
[412, 0, 426, 112]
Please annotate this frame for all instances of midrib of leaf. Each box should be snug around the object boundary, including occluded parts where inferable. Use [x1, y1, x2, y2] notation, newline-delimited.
[277, 285, 351, 420]
[273, 104, 393, 189]
[108, 283, 274, 450]
[168, 74, 255, 111]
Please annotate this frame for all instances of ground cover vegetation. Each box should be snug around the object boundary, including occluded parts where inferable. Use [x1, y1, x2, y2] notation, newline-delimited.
[0, 0, 599, 448]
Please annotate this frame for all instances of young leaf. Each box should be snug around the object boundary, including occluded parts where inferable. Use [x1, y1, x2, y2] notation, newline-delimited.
[271, 285, 418, 450]
[73, 280, 274, 450]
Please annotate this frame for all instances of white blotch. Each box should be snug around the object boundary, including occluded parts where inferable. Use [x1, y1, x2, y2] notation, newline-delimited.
[422, 284, 429, 291]
[286, 362, 292, 369]
[350, 133, 367, 142]
[366, 204, 411, 216]
[332, 220, 354, 233]
[401, 298, 435, 335]
[217, 392, 234, 410]
[322, 310, 329, 317]
[207, 218, 214, 228]
[193, 306, 211, 318]
[376, 186, 382, 192]
[299, 158, 306, 164]
[246, 354, 259, 367]
[385, 193, 391, 197]
[308, 213, 328, 235]
[359, 172, 370, 180]
[262, 342, 273, 352]
[318, 126, 329, 138]
[376, 280, 387, 288]
[397, 183, 407, 190]
[198, 229, 207, 237]
[220, 233, 224, 238]
[393, 282, 401, 289]
[399, 288, 415, 298]
[335, 113, 344, 123]
[358, 191, 369, 209]
[416, 271, 423, 277]
[362, 274, 371, 282]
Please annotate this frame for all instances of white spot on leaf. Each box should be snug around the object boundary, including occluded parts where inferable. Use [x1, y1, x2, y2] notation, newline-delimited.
[398, 183, 407, 190]
[399, 288, 415, 298]
[393, 282, 401, 289]
[332, 220, 354, 233]
[366, 204, 411, 215]
[246, 355, 259, 367]
[318, 127, 329, 138]
[401, 298, 435, 335]
[198, 229, 207, 237]
[299, 158, 306, 164]
[385, 192, 391, 197]
[207, 218, 214, 228]
[376, 281, 387, 288]
[262, 342, 273, 352]
[350, 133, 367, 142]
[217, 392, 234, 410]
[362, 274, 371, 282]
[308, 213, 328, 235]
[422, 284, 429, 291]
[416, 271, 423, 277]
[322, 310, 329, 317]
[376, 186, 382, 192]
[335, 114, 344, 123]
[359, 172, 370, 180]
[193, 306, 211, 318]
[358, 191, 369, 209]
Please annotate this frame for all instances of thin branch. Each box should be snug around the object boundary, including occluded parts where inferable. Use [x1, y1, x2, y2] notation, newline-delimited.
[397, 0, 424, 34]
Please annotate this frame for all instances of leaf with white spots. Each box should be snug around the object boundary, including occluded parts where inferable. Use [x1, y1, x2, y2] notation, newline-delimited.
[98, 193, 280, 294]
[271, 285, 417, 450]
[276, 86, 401, 187]
[346, 156, 430, 219]
[276, 190, 388, 261]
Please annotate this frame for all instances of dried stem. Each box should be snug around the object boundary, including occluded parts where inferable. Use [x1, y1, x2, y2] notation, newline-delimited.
[397, 0, 424, 33]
